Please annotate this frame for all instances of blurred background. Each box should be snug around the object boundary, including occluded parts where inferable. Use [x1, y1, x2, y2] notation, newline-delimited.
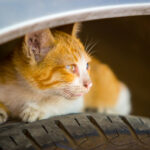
[0, 16, 150, 117]
[79, 16, 150, 117]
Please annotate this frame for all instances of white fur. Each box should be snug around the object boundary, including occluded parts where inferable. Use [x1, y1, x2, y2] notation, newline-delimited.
[42, 97, 84, 118]
[21, 96, 84, 122]
[104, 84, 131, 115]
[74, 55, 92, 90]
[115, 84, 131, 115]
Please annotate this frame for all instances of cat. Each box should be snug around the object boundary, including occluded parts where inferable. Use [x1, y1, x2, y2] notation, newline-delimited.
[0, 23, 131, 123]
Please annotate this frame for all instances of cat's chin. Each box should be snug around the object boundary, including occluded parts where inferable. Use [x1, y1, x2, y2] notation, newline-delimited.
[65, 95, 83, 100]
[64, 93, 84, 100]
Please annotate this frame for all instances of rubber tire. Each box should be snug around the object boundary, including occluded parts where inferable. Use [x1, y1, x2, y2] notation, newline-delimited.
[0, 113, 150, 150]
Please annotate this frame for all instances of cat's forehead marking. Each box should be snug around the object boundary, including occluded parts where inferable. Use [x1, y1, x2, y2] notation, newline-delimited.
[48, 31, 90, 66]
[69, 37, 90, 61]
[68, 45, 90, 65]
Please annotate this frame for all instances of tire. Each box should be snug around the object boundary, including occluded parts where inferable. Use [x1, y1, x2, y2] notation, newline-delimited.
[0, 113, 150, 150]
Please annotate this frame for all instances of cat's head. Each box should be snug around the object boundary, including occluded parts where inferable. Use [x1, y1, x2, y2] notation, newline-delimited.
[16, 23, 92, 99]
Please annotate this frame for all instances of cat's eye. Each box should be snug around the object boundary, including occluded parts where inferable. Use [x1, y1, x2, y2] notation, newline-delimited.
[66, 64, 76, 73]
[86, 63, 89, 70]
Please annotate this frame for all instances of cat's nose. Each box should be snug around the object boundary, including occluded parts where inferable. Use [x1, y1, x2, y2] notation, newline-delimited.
[83, 80, 92, 89]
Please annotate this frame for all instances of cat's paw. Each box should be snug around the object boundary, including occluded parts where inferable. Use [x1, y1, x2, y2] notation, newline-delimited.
[0, 109, 8, 124]
[20, 104, 44, 122]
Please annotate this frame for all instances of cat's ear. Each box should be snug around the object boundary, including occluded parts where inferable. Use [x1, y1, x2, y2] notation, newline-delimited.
[71, 22, 81, 37]
[54, 22, 81, 37]
[24, 29, 55, 64]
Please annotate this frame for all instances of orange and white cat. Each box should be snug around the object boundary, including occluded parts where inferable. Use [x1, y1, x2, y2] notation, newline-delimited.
[0, 23, 131, 123]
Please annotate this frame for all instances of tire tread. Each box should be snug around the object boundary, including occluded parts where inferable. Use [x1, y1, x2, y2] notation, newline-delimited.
[0, 113, 149, 150]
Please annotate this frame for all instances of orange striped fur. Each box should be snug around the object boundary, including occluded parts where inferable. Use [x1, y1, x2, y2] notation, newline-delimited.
[0, 23, 131, 123]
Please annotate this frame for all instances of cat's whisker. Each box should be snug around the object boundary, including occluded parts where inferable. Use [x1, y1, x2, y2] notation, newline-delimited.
[85, 41, 94, 52]
[84, 36, 94, 50]
[84, 38, 96, 50]
[86, 41, 97, 56]
[88, 50, 96, 56]
[84, 36, 90, 50]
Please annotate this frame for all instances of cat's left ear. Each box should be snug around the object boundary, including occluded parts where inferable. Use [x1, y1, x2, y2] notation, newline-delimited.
[24, 29, 55, 64]
[54, 22, 81, 37]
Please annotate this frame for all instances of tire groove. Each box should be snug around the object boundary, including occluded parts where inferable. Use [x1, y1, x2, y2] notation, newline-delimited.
[22, 129, 42, 150]
[41, 124, 57, 150]
[55, 120, 78, 149]
[9, 136, 18, 146]
[120, 116, 145, 145]
[74, 118, 81, 126]
[87, 115, 108, 143]
[41, 124, 49, 134]
[106, 116, 113, 123]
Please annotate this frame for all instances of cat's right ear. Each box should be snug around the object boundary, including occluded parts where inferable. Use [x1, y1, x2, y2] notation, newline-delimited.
[23, 29, 55, 65]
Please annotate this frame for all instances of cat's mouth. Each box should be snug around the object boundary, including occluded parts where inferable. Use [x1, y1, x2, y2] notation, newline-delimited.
[63, 89, 86, 99]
